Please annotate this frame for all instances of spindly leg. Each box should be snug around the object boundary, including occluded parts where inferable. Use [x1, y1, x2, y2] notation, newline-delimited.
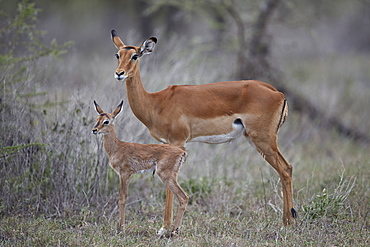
[277, 151, 297, 223]
[169, 180, 188, 234]
[118, 173, 130, 232]
[259, 149, 296, 225]
[249, 131, 296, 225]
[157, 171, 188, 237]
[160, 186, 174, 233]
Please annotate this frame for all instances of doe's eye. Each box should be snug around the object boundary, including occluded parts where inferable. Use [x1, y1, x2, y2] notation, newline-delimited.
[131, 54, 139, 60]
[115, 54, 119, 59]
[103, 120, 110, 125]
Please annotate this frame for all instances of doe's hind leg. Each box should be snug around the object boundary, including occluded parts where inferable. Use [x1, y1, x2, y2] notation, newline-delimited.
[249, 133, 296, 225]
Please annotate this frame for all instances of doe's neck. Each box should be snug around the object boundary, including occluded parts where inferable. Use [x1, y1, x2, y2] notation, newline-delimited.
[125, 63, 154, 128]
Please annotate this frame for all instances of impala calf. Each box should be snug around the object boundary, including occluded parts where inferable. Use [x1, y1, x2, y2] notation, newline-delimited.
[92, 100, 188, 237]
[111, 30, 297, 226]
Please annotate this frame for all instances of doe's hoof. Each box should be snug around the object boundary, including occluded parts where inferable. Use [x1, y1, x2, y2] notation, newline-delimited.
[291, 208, 298, 219]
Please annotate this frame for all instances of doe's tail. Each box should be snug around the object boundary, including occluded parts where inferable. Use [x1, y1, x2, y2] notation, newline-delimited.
[277, 99, 288, 132]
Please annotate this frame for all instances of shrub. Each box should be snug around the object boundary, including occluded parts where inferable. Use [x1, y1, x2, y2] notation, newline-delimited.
[302, 174, 356, 222]
[0, 0, 79, 215]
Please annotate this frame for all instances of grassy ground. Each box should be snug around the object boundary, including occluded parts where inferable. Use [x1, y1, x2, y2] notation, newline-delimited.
[0, 207, 368, 246]
[0, 154, 368, 246]
[1, 119, 369, 246]
[1, 33, 369, 246]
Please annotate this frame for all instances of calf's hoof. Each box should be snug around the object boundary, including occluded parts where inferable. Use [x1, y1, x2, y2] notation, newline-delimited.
[157, 227, 179, 238]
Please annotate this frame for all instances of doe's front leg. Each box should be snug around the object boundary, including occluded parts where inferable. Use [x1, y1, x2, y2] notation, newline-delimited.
[157, 186, 174, 237]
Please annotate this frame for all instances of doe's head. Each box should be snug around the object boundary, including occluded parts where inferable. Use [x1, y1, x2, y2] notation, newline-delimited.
[111, 30, 157, 81]
[92, 100, 123, 135]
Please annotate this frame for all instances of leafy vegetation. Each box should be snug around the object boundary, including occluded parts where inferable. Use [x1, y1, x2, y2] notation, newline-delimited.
[302, 174, 356, 221]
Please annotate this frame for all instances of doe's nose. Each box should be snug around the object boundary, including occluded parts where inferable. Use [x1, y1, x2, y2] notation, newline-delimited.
[116, 71, 124, 76]
[92, 129, 98, 134]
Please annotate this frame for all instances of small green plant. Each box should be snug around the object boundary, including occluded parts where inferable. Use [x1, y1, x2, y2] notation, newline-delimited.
[180, 177, 212, 204]
[303, 174, 356, 221]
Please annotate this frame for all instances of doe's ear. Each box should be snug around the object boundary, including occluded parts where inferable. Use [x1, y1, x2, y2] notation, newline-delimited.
[112, 100, 124, 118]
[111, 30, 125, 49]
[139, 37, 157, 57]
[94, 100, 104, 115]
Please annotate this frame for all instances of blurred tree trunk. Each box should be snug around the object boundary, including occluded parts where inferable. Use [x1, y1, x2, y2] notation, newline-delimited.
[234, 0, 369, 143]
[135, 0, 154, 39]
[236, 0, 279, 81]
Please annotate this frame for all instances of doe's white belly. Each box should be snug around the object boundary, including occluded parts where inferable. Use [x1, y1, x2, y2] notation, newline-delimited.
[190, 119, 245, 144]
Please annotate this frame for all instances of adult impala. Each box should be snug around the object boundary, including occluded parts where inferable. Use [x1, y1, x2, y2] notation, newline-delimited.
[111, 30, 297, 230]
